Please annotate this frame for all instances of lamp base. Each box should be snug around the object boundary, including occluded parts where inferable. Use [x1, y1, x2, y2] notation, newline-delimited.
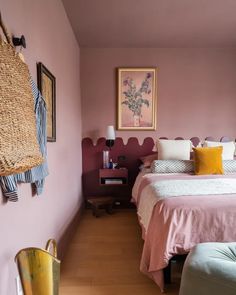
[106, 139, 114, 150]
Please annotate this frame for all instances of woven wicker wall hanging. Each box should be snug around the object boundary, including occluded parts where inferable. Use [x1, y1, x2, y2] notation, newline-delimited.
[0, 13, 43, 176]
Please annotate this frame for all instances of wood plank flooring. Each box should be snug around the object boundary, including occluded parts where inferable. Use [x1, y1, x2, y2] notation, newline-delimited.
[60, 209, 181, 295]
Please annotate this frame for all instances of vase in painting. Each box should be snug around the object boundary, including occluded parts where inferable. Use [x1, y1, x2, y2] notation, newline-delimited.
[133, 115, 140, 127]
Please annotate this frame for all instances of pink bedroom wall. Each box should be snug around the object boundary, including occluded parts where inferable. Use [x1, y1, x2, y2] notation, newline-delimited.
[81, 48, 236, 144]
[0, 0, 82, 294]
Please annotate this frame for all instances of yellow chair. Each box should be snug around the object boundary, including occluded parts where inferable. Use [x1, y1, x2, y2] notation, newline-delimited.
[15, 239, 60, 295]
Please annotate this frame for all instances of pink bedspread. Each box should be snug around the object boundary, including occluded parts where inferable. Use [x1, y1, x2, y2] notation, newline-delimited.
[133, 173, 236, 291]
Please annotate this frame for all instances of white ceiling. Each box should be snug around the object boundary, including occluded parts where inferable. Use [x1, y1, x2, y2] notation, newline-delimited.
[62, 0, 236, 47]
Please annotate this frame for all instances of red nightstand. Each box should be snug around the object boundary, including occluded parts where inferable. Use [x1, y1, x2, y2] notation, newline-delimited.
[86, 168, 130, 214]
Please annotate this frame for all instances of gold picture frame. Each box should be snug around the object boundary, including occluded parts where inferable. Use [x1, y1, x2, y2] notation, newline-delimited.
[37, 62, 56, 142]
[117, 67, 157, 130]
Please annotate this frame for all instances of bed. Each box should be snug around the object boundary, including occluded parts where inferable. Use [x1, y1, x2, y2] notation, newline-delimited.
[132, 169, 236, 292]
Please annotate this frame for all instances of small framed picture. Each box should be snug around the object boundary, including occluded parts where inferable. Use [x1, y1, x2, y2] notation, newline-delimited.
[37, 62, 56, 142]
[117, 67, 157, 130]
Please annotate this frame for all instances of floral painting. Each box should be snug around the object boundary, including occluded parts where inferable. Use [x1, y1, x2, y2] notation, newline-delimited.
[117, 68, 157, 130]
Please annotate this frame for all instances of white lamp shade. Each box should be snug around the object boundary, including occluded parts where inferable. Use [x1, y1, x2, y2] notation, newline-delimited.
[106, 125, 115, 140]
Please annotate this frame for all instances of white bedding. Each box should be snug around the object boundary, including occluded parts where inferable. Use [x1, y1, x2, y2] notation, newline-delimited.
[132, 171, 150, 203]
[145, 178, 236, 199]
[133, 173, 236, 232]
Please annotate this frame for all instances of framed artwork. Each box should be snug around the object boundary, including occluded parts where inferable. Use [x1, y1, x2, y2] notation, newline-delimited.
[37, 62, 56, 142]
[117, 67, 157, 130]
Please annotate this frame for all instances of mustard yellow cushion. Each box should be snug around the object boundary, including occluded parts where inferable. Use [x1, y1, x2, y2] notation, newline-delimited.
[193, 146, 224, 175]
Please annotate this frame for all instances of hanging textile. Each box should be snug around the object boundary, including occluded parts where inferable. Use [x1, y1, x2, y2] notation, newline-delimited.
[16, 79, 49, 194]
[0, 79, 49, 201]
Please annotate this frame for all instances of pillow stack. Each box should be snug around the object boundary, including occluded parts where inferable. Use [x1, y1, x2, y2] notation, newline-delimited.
[142, 139, 236, 175]
[203, 141, 235, 160]
[193, 140, 235, 175]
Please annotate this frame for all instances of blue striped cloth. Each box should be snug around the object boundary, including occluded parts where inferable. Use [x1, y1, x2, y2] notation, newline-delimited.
[0, 175, 18, 202]
[0, 79, 49, 202]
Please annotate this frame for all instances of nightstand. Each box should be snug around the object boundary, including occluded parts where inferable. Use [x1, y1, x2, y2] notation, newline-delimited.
[85, 168, 131, 213]
[99, 168, 128, 186]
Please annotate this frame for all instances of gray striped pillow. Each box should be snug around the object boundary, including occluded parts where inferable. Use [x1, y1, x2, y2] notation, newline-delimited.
[223, 160, 236, 173]
[151, 160, 194, 174]
[151, 160, 236, 174]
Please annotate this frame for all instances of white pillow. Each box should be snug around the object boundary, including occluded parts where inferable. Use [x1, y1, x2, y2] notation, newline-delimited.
[203, 141, 235, 160]
[157, 139, 192, 160]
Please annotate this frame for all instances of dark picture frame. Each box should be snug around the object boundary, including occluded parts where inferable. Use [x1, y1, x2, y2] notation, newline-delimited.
[37, 62, 56, 142]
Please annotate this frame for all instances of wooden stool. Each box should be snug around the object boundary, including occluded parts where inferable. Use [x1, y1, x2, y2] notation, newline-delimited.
[87, 196, 115, 218]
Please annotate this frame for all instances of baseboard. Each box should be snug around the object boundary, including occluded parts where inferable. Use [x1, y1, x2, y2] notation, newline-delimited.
[57, 202, 84, 260]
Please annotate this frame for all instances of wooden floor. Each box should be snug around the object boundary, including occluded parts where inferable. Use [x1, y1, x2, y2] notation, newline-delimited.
[60, 209, 181, 295]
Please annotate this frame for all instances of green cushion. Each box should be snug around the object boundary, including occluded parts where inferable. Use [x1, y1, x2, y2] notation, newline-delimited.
[179, 242, 236, 295]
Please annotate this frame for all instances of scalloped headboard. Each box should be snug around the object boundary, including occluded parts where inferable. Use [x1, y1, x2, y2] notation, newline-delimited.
[82, 136, 233, 204]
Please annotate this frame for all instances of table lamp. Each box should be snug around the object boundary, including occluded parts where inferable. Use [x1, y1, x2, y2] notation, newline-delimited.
[106, 125, 115, 150]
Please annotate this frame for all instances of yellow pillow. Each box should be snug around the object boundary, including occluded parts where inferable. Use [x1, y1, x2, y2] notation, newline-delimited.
[193, 146, 224, 175]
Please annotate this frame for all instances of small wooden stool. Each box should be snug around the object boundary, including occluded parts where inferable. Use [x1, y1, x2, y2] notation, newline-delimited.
[87, 196, 115, 218]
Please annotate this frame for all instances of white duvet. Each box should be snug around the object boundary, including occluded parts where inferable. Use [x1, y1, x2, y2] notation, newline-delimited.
[136, 177, 236, 232]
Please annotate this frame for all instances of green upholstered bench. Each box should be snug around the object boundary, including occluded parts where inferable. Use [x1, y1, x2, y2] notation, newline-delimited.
[179, 242, 236, 295]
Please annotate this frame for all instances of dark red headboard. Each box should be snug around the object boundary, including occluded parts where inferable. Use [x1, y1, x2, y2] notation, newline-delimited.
[82, 136, 233, 203]
[82, 137, 155, 204]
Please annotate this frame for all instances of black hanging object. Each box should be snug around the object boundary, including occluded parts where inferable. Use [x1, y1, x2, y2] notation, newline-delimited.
[12, 35, 26, 48]
[106, 139, 114, 150]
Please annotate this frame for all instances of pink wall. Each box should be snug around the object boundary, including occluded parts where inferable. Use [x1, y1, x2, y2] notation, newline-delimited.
[81, 48, 236, 143]
[0, 0, 82, 294]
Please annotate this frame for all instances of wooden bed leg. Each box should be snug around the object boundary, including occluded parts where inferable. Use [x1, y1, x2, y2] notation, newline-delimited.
[163, 261, 171, 284]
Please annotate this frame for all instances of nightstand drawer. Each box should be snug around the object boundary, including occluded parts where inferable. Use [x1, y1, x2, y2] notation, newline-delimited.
[99, 168, 128, 186]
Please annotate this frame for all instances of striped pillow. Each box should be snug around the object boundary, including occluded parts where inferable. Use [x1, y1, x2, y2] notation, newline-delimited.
[151, 160, 194, 174]
[151, 160, 236, 174]
[223, 160, 236, 173]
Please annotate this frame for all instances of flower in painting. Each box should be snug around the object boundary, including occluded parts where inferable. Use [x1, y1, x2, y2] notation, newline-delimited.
[123, 79, 129, 86]
[122, 73, 152, 117]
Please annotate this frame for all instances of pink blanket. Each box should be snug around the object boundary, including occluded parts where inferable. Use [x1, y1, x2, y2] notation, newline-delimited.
[133, 173, 236, 291]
